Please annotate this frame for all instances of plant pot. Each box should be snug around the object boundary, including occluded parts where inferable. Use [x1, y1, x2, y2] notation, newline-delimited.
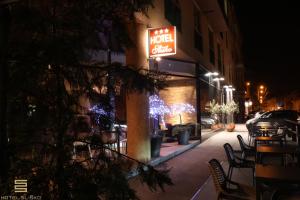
[176, 130, 190, 145]
[226, 123, 235, 132]
[211, 124, 219, 130]
[151, 135, 163, 158]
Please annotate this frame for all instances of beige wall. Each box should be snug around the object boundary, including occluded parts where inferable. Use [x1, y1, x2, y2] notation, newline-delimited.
[159, 79, 197, 125]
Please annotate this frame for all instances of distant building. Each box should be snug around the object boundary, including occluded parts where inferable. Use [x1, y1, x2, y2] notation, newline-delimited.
[265, 91, 300, 112]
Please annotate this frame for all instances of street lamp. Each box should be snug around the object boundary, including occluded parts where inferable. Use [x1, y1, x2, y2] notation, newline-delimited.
[205, 72, 219, 77]
[245, 100, 253, 117]
[223, 85, 235, 103]
[213, 77, 225, 104]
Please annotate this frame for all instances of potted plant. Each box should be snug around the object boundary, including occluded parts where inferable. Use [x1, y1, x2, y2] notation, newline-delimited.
[170, 103, 195, 144]
[149, 95, 170, 157]
[170, 103, 195, 124]
[171, 125, 191, 145]
[221, 101, 239, 132]
[208, 100, 222, 129]
[150, 130, 165, 158]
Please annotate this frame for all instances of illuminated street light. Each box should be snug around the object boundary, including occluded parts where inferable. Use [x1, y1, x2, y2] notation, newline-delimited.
[205, 72, 219, 77]
[246, 82, 250, 86]
[212, 77, 225, 81]
[260, 85, 264, 89]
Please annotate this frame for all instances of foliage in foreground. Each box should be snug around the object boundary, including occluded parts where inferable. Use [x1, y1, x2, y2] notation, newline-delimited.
[0, 0, 172, 199]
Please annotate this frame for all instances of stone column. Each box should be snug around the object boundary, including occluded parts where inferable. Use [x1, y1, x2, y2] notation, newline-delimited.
[125, 20, 150, 162]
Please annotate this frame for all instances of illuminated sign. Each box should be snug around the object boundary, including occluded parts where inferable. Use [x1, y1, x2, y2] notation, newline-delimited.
[148, 26, 176, 57]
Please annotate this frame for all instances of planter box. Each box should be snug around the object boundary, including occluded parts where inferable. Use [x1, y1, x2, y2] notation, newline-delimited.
[226, 123, 235, 132]
[151, 135, 163, 158]
[176, 130, 190, 145]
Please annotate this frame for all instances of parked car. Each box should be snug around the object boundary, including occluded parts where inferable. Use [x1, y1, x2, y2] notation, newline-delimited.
[247, 111, 264, 120]
[201, 116, 216, 129]
[246, 110, 299, 134]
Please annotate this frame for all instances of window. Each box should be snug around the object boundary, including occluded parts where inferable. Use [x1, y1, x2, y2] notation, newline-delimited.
[217, 44, 222, 73]
[225, 32, 228, 48]
[222, 50, 225, 74]
[208, 28, 215, 64]
[194, 5, 203, 52]
[164, 0, 182, 31]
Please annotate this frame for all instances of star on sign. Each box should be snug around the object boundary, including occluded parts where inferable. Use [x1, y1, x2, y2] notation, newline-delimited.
[154, 30, 158, 35]
[159, 29, 164, 34]
[164, 28, 169, 33]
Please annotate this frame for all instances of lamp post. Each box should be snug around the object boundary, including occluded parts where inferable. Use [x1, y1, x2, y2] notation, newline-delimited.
[213, 77, 225, 103]
[244, 100, 252, 118]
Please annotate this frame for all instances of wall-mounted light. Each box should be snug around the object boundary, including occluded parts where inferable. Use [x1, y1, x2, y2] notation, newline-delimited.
[205, 72, 219, 77]
[155, 57, 161, 62]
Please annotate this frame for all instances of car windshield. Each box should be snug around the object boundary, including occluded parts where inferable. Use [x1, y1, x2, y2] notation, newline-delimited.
[259, 112, 271, 119]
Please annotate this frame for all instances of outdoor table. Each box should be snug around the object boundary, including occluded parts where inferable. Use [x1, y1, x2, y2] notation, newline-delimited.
[255, 164, 300, 200]
[255, 146, 297, 165]
[254, 136, 283, 149]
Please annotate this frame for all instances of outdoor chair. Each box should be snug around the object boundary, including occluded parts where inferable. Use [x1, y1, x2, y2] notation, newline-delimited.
[271, 127, 287, 146]
[247, 127, 260, 146]
[208, 158, 256, 200]
[223, 143, 255, 185]
[237, 135, 255, 159]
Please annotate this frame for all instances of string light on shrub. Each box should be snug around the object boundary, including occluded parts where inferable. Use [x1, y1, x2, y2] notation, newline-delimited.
[149, 95, 170, 120]
[170, 103, 195, 115]
[89, 105, 107, 125]
[170, 103, 195, 124]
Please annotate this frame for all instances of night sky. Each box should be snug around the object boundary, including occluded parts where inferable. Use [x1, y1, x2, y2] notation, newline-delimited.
[233, 1, 300, 96]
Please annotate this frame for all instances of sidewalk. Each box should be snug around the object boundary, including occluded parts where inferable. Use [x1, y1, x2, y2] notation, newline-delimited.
[129, 124, 250, 200]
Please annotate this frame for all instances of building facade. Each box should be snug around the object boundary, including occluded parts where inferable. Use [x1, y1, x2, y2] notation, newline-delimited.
[1, 0, 244, 162]
[125, 0, 245, 161]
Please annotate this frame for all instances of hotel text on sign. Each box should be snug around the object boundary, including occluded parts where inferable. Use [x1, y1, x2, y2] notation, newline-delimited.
[148, 26, 176, 57]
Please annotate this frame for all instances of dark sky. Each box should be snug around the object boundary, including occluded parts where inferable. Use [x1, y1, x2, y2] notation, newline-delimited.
[233, 1, 300, 96]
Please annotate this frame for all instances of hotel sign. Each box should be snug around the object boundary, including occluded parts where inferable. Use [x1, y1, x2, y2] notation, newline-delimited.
[148, 26, 176, 57]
